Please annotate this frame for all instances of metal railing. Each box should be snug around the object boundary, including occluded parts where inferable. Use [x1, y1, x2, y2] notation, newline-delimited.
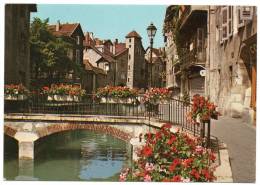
[4, 94, 211, 147]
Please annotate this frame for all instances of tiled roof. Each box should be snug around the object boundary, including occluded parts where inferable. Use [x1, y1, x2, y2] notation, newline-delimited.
[83, 60, 106, 75]
[88, 45, 115, 63]
[125, 30, 142, 38]
[48, 23, 79, 37]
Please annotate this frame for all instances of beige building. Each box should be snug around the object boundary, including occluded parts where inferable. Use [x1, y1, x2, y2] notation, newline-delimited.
[208, 6, 257, 125]
[84, 31, 147, 90]
[125, 31, 147, 89]
[163, 5, 257, 125]
[145, 47, 166, 88]
[5, 4, 37, 88]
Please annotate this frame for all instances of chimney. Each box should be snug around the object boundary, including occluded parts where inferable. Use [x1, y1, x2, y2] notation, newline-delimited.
[89, 32, 94, 40]
[56, 20, 60, 31]
[115, 39, 118, 44]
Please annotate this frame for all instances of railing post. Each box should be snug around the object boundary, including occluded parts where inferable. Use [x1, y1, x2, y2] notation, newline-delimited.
[207, 120, 211, 148]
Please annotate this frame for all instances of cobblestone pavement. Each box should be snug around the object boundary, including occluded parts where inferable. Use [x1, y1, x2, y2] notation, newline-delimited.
[211, 116, 256, 183]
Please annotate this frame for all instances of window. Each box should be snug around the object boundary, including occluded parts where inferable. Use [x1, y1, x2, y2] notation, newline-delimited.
[228, 6, 233, 37]
[229, 65, 233, 86]
[129, 45, 131, 48]
[76, 49, 80, 64]
[129, 54, 131, 60]
[237, 7, 245, 28]
[128, 78, 130, 82]
[221, 6, 228, 41]
[197, 28, 204, 53]
[240, 6, 253, 20]
[128, 65, 130, 70]
[129, 38, 131, 43]
[76, 36, 80, 45]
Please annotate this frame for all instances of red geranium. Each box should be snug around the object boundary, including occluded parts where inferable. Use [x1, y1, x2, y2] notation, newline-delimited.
[172, 175, 182, 182]
[142, 145, 153, 157]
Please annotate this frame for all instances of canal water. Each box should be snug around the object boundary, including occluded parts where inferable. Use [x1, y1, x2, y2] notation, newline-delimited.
[4, 130, 131, 181]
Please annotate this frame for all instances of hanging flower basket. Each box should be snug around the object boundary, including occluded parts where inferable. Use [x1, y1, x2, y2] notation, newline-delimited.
[95, 86, 139, 104]
[42, 84, 85, 102]
[100, 97, 136, 104]
[4, 84, 29, 101]
[5, 94, 28, 101]
[143, 88, 172, 105]
[47, 95, 80, 102]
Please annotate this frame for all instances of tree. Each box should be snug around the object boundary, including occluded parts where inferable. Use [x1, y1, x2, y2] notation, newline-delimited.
[30, 17, 81, 88]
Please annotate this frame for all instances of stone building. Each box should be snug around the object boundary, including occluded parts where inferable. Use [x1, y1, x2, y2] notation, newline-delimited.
[47, 21, 85, 87]
[125, 31, 147, 89]
[4, 4, 37, 88]
[163, 5, 257, 125]
[208, 6, 257, 125]
[145, 47, 166, 88]
[84, 30, 147, 90]
[83, 59, 106, 93]
[163, 6, 181, 94]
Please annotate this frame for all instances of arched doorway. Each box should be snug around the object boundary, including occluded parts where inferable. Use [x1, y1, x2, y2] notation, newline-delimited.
[239, 34, 257, 125]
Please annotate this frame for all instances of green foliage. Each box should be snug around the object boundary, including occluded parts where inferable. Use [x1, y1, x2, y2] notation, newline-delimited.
[30, 17, 82, 87]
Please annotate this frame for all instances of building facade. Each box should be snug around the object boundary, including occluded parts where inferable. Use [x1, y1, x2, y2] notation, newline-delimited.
[208, 6, 257, 125]
[5, 4, 37, 88]
[163, 5, 257, 125]
[84, 31, 147, 90]
[125, 31, 147, 89]
[145, 47, 166, 88]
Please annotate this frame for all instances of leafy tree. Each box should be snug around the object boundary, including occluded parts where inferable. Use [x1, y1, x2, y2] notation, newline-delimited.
[30, 17, 82, 88]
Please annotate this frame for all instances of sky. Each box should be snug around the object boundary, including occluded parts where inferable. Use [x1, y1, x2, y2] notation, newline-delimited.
[31, 4, 167, 49]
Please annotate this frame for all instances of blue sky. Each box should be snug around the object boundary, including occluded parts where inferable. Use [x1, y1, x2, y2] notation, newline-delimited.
[31, 4, 167, 49]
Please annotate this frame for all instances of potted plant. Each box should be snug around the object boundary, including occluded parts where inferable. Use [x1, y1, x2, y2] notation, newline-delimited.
[119, 123, 216, 182]
[142, 88, 172, 105]
[187, 94, 219, 124]
[4, 84, 29, 100]
[94, 86, 139, 104]
[42, 84, 86, 102]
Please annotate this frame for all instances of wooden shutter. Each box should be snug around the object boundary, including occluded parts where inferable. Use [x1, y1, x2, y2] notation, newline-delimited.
[221, 6, 228, 41]
[197, 28, 204, 53]
[228, 6, 233, 37]
[240, 6, 253, 20]
[237, 6, 245, 28]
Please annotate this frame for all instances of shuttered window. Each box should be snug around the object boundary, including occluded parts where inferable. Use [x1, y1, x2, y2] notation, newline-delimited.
[228, 6, 233, 37]
[197, 28, 204, 53]
[221, 6, 228, 41]
[237, 6, 245, 28]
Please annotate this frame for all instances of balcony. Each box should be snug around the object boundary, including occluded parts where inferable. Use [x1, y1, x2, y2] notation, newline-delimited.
[180, 48, 206, 69]
[179, 6, 208, 33]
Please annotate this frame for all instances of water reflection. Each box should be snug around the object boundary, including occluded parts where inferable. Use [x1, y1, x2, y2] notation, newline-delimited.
[4, 130, 131, 181]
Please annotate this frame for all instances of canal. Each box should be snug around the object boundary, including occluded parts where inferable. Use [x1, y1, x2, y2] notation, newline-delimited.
[4, 130, 131, 181]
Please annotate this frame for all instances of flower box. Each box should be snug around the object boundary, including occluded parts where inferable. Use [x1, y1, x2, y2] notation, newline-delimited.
[5, 94, 27, 101]
[47, 95, 80, 102]
[100, 97, 135, 104]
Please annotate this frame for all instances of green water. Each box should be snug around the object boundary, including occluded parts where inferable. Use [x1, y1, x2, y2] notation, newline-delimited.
[4, 130, 131, 181]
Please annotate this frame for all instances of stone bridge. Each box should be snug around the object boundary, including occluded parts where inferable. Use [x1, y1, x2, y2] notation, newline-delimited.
[4, 113, 171, 160]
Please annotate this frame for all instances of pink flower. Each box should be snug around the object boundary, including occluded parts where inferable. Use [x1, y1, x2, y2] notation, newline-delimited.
[145, 163, 154, 172]
[144, 174, 152, 182]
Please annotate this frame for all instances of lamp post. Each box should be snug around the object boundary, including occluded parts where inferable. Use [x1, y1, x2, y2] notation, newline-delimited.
[147, 22, 157, 88]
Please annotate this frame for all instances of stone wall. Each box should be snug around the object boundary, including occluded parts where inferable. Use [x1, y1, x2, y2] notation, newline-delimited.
[208, 6, 257, 124]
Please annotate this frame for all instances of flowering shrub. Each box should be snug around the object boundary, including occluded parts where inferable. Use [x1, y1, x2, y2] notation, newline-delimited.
[95, 86, 138, 99]
[42, 84, 86, 97]
[142, 88, 172, 105]
[119, 123, 216, 182]
[187, 94, 219, 124]
[4, 84, 30, 96]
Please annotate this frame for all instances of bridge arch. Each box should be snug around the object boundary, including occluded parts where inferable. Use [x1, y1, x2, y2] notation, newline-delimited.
[4, 125, 18, 140]
[35, 123, 135, 142]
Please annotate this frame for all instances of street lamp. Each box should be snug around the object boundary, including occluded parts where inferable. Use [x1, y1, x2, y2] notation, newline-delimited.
[147, 22, 157, 88]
